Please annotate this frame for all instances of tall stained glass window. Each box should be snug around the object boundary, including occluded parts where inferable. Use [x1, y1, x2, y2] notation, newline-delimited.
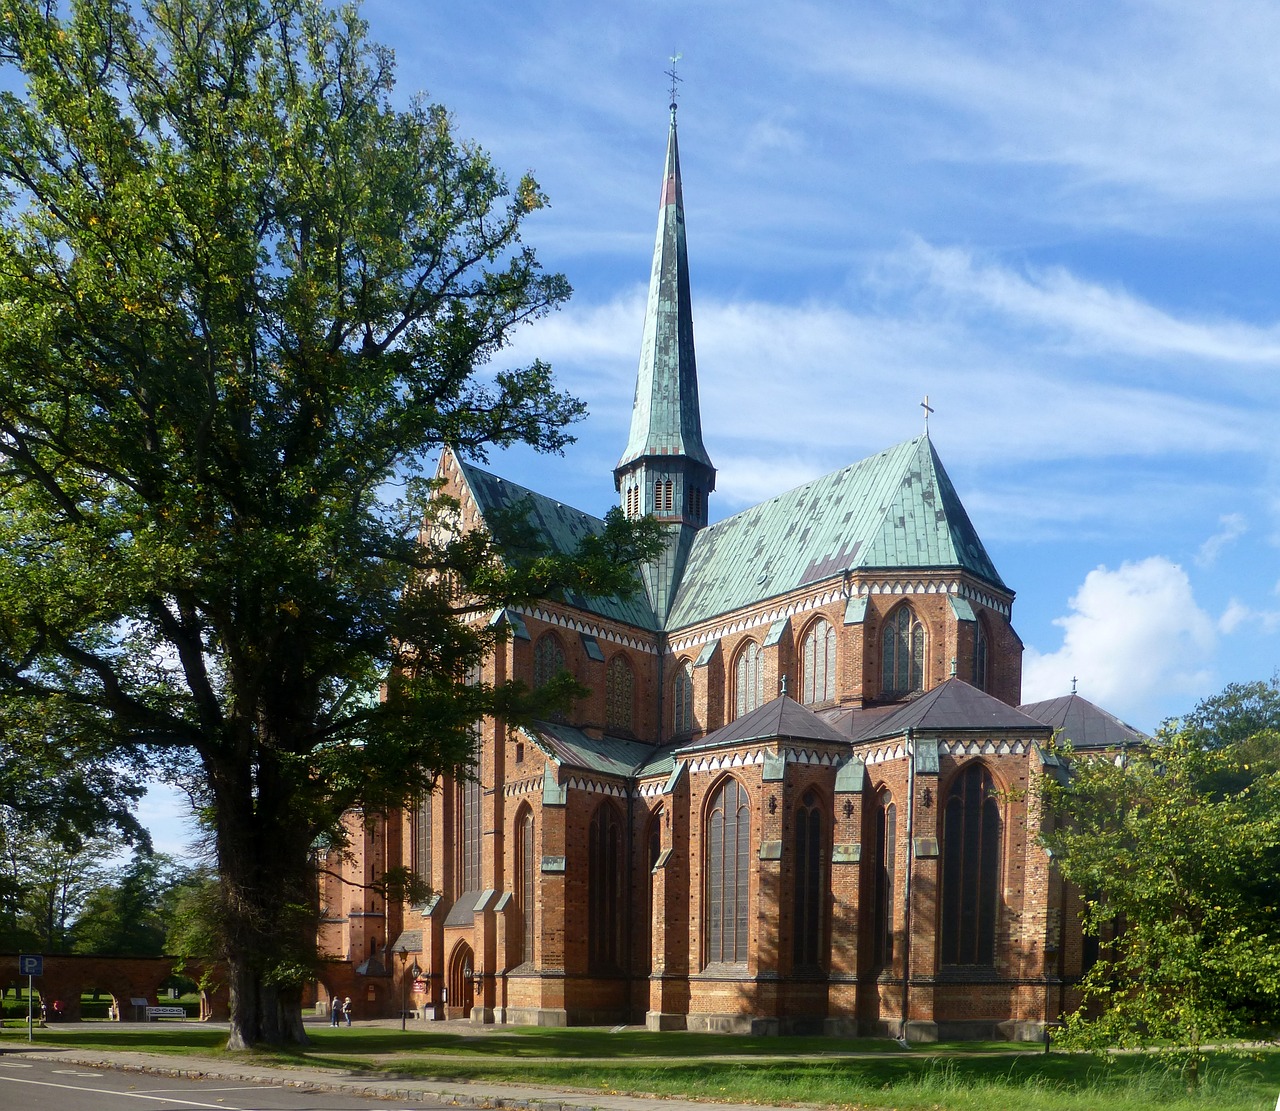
[792, 790, 826, 968]
[801, 620, 837, 705]
[735, 642, 763, 719]
[940, 764, 1002, 967]
[588, 803, 624, 972]
[606, 655, 634, 732]
[706, 778, 751, 964]
[882, 606, 925, 696]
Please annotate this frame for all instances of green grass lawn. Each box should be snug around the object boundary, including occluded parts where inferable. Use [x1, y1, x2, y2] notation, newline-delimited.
[3, 1022, 1278, 1110]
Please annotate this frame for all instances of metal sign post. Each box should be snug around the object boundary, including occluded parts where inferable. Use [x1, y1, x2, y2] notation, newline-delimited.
[18, 954, 42, 1042]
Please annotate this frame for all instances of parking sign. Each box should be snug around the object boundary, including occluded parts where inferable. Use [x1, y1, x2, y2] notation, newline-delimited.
[18, 954, 42, 976]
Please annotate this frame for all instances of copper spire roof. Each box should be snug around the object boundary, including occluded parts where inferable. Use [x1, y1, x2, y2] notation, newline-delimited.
[615, 106, 714, 473]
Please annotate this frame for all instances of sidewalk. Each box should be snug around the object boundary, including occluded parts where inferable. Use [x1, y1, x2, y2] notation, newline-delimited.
[3, 1035, 780, 1111]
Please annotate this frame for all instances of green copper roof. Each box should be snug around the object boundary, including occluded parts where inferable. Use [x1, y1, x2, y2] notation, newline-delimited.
[616, 108, 713, 472]
[666, 435, 1007, 629]
[527, 720, 665, 779]
[455, 459, 658, 630]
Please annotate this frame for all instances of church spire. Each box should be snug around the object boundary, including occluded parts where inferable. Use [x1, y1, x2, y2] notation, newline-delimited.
[614, 98, 716, 623]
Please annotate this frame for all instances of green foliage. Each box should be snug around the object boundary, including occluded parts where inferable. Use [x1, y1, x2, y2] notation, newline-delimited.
[0, 0, 661, 1048]
[1041, 686, 1280, 1086]
[0, 815, 126, 951]
[72, 851, 195, 957]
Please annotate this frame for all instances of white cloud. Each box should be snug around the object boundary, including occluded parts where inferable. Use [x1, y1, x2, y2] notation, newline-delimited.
[1196, 512, 1248, 567]
[1219, 598, 1251, 634]
[1022, 556, 1216, 725]
[792, 1, 1280, 207]
[1216, 597, 1280, 636]
[897, 240, 1280, 370]
[515, 265, 1268, 494]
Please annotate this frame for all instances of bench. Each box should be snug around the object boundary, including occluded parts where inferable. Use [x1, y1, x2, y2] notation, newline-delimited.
[144, 1006, 187, 1021]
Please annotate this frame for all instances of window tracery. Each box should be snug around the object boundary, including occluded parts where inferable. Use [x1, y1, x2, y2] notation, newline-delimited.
[588, 803, 624, 972]
[940, 764, 1002, 967]
[801, 619, 837, 705]
[605, 655, 634, 732]
[882, 605, 925, 695]
[735, 641, 763, 718]
[705, 778, 750, 965]
[673, 661, 694, 734]
[792, 789, 826, 968]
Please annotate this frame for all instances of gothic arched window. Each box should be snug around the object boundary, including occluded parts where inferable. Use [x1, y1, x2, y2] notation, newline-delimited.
[705, 777, 751, 965]
[605, 655, 634, 733]
[882, 606, 925, 696]
[533, 632, 566, 689]
[412, 788, 433, 895]
[940, 763, 1002, 967]
[801, 619, 837, 705]
[870, 787, 895, 968]
[734, 641, 763, 719]
[792, 789, 826, 969]
[673, 661, 694, 735]
[588, 802, 624, 972]
[514, 806, 535, 966]
[455, 766, 481, 898]
[644, 808, 663, 973]
[973, 621, 989, 692]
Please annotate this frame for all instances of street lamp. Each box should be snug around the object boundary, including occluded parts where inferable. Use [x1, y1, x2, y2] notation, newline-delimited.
[394, 946, 421, 1032]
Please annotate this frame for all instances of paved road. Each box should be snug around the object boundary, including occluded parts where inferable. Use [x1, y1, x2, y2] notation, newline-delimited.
[0, 1053, 444, 1110]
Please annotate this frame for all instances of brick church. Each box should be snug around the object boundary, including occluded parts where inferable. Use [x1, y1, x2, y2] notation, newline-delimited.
[316, 105, 1143, 1040]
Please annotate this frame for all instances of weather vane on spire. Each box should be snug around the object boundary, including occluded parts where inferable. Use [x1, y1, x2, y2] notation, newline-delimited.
[667, 53, 682, 113]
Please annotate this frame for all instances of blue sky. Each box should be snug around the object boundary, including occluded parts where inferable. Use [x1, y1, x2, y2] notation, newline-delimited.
[145, 0, 1279, 855]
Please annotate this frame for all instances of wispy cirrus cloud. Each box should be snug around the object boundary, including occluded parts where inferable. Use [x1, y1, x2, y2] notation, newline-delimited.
[788, 1, 1280, 208]
[890, 240, 1280, 370]
[1196, 513, 1249, 567]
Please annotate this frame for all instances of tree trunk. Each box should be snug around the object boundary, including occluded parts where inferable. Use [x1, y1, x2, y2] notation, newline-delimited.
[209, 739, 317, 1049]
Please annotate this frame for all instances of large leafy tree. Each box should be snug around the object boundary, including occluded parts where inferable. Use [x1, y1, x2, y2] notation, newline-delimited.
[0, 0, 657, 1047]
[72, 851, 193, 957]
[1041, 695, 1280, 1087]
[0, 725, 147, 950]
[0, 821, 126, 952]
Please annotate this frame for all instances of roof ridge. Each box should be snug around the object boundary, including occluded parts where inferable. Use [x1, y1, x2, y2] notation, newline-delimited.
[696, 435, 926, 536]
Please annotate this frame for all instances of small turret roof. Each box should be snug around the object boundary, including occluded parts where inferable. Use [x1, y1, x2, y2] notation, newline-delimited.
[852, 679, 1050, 743]
[683, 694, 850, 752]
[1020, 692, 1147, 750]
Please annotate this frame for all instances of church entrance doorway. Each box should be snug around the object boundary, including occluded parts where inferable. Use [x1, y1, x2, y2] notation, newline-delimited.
[447, 943, 474, 1020]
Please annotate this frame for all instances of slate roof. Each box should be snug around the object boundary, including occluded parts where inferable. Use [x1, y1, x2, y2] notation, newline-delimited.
[666, 435, 1007, 629]
[850, 679, 1051, 743]
[616, 107, 713, 473]
[1020, 693, 1147, 750]
[455, 459, 658, 630]
[683, 694, 850, 752]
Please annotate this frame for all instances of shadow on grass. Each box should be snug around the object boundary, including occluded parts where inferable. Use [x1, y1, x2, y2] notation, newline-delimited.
[8, 1024, 1280, 1109]
[0, 1026, 227, 1053]
[5, 1024, 916, 1060]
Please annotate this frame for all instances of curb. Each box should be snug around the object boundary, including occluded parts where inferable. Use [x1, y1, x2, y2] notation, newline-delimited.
[9, 1049, 624, 1111]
